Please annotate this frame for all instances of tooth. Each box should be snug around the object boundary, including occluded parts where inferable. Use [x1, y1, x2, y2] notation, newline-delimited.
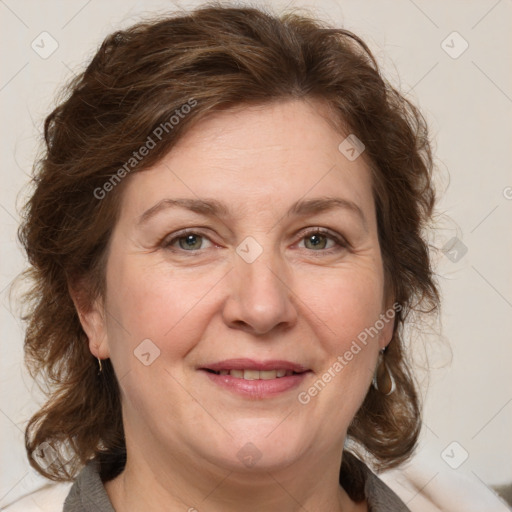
[222, 369, 294, 380]
[243, 370, 260, 380]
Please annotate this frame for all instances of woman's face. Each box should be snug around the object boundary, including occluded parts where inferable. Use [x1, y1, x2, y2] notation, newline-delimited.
[87, 99, 393, 474]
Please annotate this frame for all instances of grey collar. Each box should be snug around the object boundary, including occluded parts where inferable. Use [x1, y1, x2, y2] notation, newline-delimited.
[63, 456, 410, 511]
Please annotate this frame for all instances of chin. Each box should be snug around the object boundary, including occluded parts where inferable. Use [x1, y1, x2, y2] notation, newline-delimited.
[198, 418, 309, 471]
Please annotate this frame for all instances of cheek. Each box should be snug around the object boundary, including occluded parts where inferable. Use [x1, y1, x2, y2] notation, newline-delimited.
[304, 266, 385, 339]
[103, 258, 218, 363]
[300, 266, 385, 395]
[292, 272, 385, 437]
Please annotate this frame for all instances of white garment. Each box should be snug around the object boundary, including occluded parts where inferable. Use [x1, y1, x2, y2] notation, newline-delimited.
[378, 451, 511, 512]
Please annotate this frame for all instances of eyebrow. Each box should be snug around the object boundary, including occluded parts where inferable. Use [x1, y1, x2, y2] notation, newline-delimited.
[137, 196, 368, 230]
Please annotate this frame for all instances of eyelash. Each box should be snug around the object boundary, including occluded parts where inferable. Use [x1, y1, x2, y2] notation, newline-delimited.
[161, 227, 348, 256]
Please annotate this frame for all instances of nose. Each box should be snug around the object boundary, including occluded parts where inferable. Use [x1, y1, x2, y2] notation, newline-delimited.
[221, 249, 298, 336]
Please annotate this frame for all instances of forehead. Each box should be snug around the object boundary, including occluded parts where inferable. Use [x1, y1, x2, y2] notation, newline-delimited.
[119, 99, 375, 222]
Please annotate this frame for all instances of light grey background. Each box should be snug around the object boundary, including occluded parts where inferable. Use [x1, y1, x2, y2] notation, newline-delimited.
[1, 0, 511, 507]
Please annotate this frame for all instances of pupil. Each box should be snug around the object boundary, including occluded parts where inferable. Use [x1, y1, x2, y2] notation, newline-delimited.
[181, 234, 200, 250]
[308, 234, 325, 249]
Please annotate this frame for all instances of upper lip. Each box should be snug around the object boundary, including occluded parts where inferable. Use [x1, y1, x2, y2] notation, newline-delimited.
[201, 359, 310, 373]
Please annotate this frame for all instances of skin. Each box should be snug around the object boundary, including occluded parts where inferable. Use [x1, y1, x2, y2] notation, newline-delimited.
[75, 99, 394, 512]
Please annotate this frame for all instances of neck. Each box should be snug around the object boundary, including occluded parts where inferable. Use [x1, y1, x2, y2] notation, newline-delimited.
[104, 440, 364, 512]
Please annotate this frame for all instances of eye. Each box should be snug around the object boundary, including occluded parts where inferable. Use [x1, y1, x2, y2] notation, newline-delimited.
[162, 229, 214, 252]
[161, 227, 347, 255]
[297, 228, 347, 253]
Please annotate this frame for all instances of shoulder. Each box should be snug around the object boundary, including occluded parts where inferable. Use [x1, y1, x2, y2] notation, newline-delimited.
[1, 482, 72, 511]
[377, 451, 511, 512]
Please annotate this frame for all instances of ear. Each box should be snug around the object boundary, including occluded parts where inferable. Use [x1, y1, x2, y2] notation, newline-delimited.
[379, 296, 399, 351]
[68, 279, 110, 360]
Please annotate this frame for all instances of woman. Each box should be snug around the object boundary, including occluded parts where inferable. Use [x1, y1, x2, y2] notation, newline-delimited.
[8, 3, 451, 511]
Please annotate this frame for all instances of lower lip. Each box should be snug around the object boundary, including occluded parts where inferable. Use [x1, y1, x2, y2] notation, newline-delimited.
[201, 370, 311, 398]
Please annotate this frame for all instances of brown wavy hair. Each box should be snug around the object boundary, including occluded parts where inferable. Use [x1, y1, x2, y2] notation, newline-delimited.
[17, 2, 439, 492]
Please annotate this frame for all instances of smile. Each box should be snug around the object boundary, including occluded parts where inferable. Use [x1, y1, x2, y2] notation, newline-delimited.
[200, 369, 311, 399]
[205, 369, 301, 379]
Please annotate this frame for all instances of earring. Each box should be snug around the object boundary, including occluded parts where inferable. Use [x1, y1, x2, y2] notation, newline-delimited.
[97, 357, 103, 374]
[372, 347, 396, 395]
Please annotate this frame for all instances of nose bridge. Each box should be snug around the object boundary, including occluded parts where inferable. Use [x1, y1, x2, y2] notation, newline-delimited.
[223, 236, 297, 334]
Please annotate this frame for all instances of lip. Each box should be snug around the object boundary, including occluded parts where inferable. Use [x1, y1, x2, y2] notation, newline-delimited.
[201, 359, 310, 372]
[201, 369, 310, 399]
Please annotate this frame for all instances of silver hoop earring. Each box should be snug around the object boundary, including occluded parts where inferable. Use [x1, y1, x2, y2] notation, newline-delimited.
[372, 348, 396, 395]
